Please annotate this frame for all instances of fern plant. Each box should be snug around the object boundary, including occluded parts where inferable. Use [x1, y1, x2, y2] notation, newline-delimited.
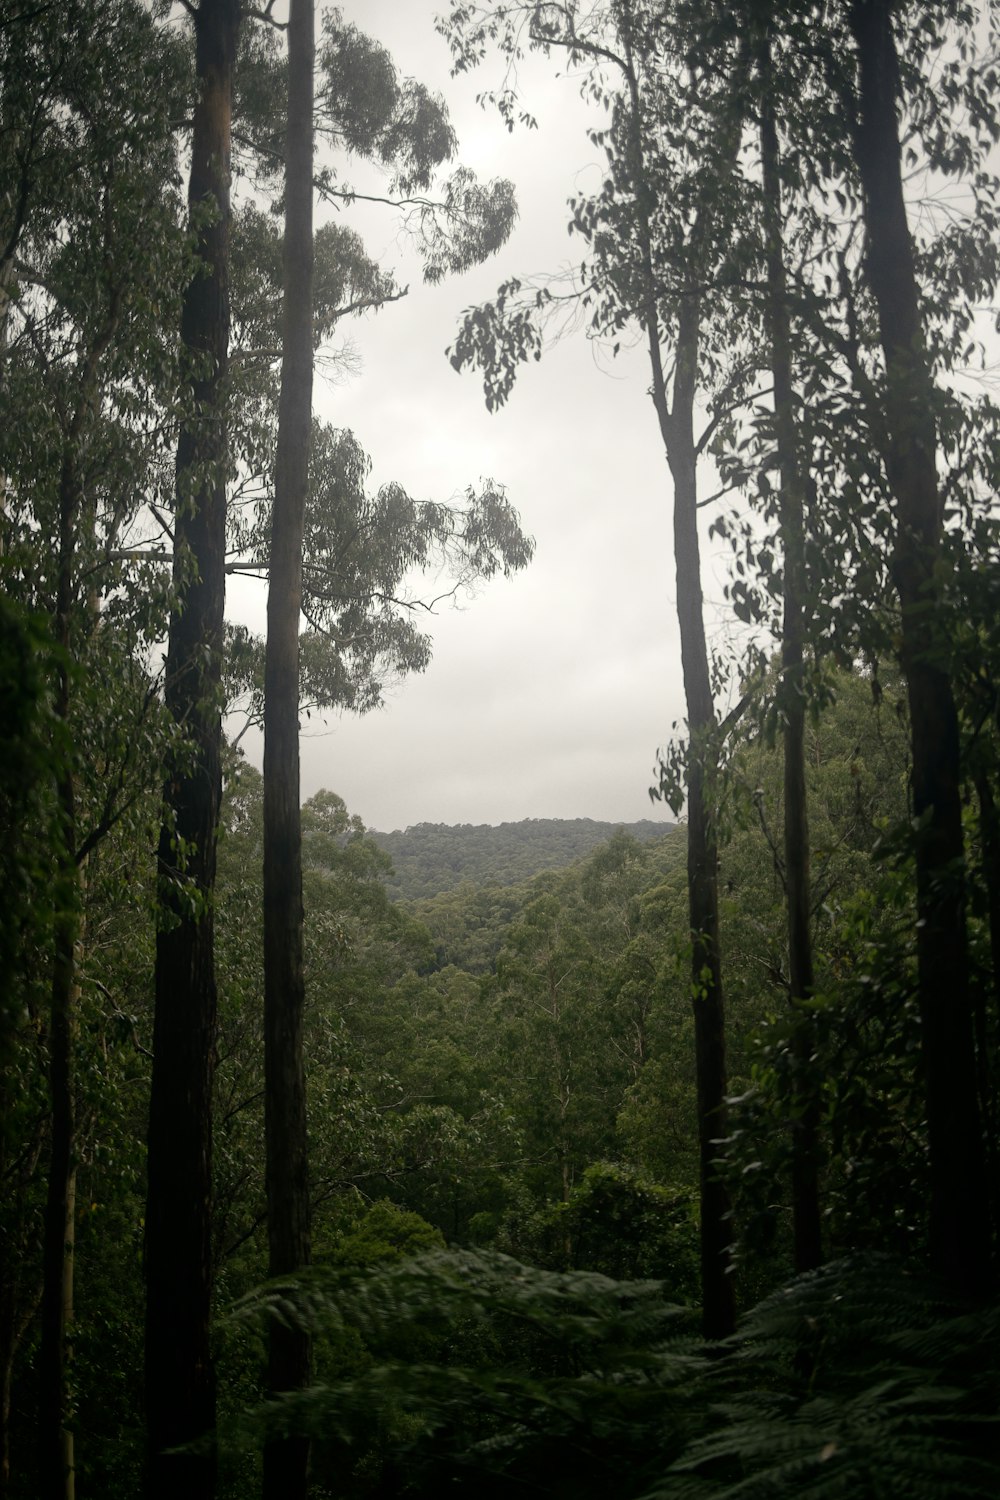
[661, 1257, 1000, 1499]
[226, 1247, 702, 1497]
[224, 1251, 999, 1499]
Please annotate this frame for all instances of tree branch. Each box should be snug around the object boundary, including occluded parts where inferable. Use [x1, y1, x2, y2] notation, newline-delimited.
[244, 1, 287, 28]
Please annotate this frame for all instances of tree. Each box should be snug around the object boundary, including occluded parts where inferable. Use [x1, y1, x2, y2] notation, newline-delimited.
[145, 1, 241, 1491]
[496, 889, 607, 1208]
[754, 13, 822, 1273]
[843, 0, 991, 1297]
[262, 0, 314, 1493]
[145, 18, 524, 1474]
[439, 0, 755, 1337]
[1, 8, 187, 1493]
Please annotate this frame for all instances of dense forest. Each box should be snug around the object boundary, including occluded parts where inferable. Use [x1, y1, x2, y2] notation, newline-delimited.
[370, 818, 673, 898]
[3, 2, 1000, 1498]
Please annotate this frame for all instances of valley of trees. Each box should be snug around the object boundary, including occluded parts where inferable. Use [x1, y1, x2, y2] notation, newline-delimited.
[2, 1, 1000, 1498]
[369, 817, 673, 899]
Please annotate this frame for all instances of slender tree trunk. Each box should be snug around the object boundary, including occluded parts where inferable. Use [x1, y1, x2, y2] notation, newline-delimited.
[848, 0, 991, 1295]
[976, 773, 1000, 1027]
[2, 1278, 37, 1500]
[0, 1283, 38, 1500]
[38, 763, 78, 1500]
[0, 260, 12, 551]
[0, 1229, 16, 1499]
[1, 1042, 44, 1499]
[758, 29, 822, 1275]
[37, 331, 114, 1498]
[145, 3, 239, 1494]
[619, 16, 737, 1338]
[659, 297, 735, 1339]
[972, 774, 1000, 1235]
[39, 610, 76, 1500]
[262, 2, 314, 1495]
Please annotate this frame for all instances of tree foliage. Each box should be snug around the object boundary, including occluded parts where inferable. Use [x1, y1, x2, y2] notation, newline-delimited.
[4, 0, 1000, 1494]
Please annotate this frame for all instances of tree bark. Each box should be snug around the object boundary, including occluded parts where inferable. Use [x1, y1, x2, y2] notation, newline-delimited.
[972, 774, 1000, 1241]
[658, 296, 736, 1340]
[38, 768, 78, 1500]
[0, 1268, 40, 1500]
[616, 15, 736, 1337]
[758, 28, 822, 1275]
[145, 3, 239, 1494]
[37, 312, 117, 1500]
[262, 1, 314, 1495]
[975, 773, 1000, 1029]
[848, 0, 990, 1295]
[38, 470, 77, 1497]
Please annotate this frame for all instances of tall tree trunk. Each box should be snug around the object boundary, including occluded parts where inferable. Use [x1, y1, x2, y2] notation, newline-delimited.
[975, 772, 1000, 1028]
[38, 764, 78, 1500]
[848, 0, 990, 1295]
[972, 774, 1000, 1236]
[39, 473, 77, 1498]
[0, 1270, 40, 1500]
[619, 15, 738, 1338]
[0, 260, 12, 551]
[617, 5, 743, 1332]
[262, 1, 314, 1495]
[657, 295, 736, 1339]
[145, 3, 239, 1494]
[758, 27, 822, 1275]
[38, 301, 117, 1498]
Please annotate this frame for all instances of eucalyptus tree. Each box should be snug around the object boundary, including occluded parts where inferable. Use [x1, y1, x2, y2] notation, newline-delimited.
[227, 423, 533, 734]
[0, 6, 188, 1494]
[840, 0, 997, 1294]
[496, 889, 605, 1208]
[146, 5, 521, 1487]
[729, 0, 1000, 1292]
[145, 0, 243, 1489]
[262, 2, 314, 1493]
[439, 0, 759, 1337]
[751, 10, 823, 1273]
[447, 0, 1000, 1300]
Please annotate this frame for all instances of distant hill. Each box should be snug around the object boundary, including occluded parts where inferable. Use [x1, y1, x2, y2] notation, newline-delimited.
[369, 817, 676, 900]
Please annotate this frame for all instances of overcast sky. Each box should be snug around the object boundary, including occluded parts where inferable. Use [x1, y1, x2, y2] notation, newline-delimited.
[234, 0, 738, 833]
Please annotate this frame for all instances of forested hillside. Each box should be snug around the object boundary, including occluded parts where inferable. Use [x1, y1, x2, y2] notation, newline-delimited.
[4, 3, 1000, 1500]
[370, 816, 674, 898]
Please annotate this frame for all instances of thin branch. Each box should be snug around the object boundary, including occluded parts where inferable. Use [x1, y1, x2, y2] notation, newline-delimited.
[220, 1209, 269, 1263]
[74, 679, 160, 864]
[332, 286, 409, 320]
[220, 1089, 266, 1129]
[149, 503, 174, 541]
[695, 382, 773, 458]
[753, 786, 787, 893]
[696, 480, 745, 510]
[528, 7, 628, 73]
[91, 981, 155, 1059]
[103, 548, 171, 567]
[755, 953, 790, 992]
[244, 2, 287, 27]
[718, 689, 753, 741]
